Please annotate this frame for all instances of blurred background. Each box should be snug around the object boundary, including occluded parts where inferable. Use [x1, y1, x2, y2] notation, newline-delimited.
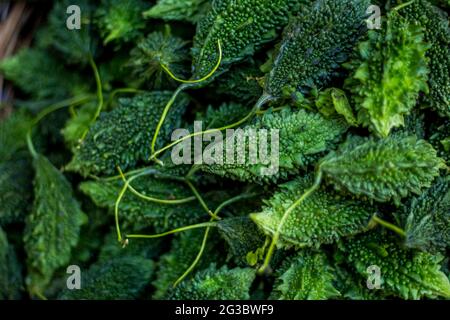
[0, 1, 50, 118]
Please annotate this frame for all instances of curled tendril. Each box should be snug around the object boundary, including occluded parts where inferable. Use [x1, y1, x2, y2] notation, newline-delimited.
[161, 39, 223, 84]
[150, 40, 224, 158]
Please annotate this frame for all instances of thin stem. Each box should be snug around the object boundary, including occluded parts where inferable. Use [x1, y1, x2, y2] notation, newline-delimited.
[81, 55, 104, 140]
[150, 94, 271, 161]
[392, 0, 414, 11]
[114, 166, 128, 243]
[185, 165, 201, 180]
[173, 192, 255, 287]
[32, 96, 93, 126]
[185, 179, 217, 219]
[162, 40, 222, 84]
[173, 225, 211, 287]
[372, 215, 406, 237]
[26, 131, 38, 159]
[33, 290, 48, 301]
[213, 192, 259, 216]
[118, 168, 196, 205]
[126, 221, 218, 239]
[101, 165, 186, 182]
[151, 40, 223, 159]
[259, 171, 323, 274]
[255, 106, 287, 115]
[151, 85, 188, 157]
[25, 95, 93, 159]
[105, 88, 144, 109]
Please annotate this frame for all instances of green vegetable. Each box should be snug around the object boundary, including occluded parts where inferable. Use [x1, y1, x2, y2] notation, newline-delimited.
[213, 60, 264, 103]
[429, 120, 449, 163]
[144, 0, 210, 23]
[251, 175, 376, 248]
[192, 0, 302, 80]
[0, 227, 23, 300]
[394, 0, 450, 118]
[263, 0, 369, 100]
[67, 92, 189, 176]
[24, 155, 86, 295]
[36, 0, 98, 65]
[345, 10, 429, 137]
[153, 229, 222, 299]
[0, 112, 33, 226]
[96, 0, 150, 45]
[270, 251, 340, 300]
[217, 216, 266, 266]
[315, 88, 358, 126]
[0, 156, 33, 226]
[3, 0, 450, 302]
[202, 109, 348, 183]
[339, 231, 450, 299]
[197, 102, 253, 129]
[128, 28, 190, 89]
[59, 256, 154, 300]
[320, 135, 446, 204]
[80, 173, 206, 232]
[0, 49, 88, 101]
[0, 111, 32, 162]
[169, 264, 255, 300]
[398, 176, 450, 253]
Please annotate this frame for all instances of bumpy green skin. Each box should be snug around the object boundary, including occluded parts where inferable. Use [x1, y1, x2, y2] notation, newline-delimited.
[0, 227, 23, 300]
[345, 12, 429, 137]
[197, 102, 252, 129]
[214, 60, 264, 103]
[153, 230, 222, 299]
[24, 155, 86, 294]
[96, 0, 149, 45]
[251, 175, 375, 248]
[202, 109, 348, 183]
[0, 49, 88, 100]
[144, 0, 210, 23]
[192, 0, 302, 79]
[393, 109, 426, 140]
[36, 0, 97, 65]
[340, 231, 450, 299]
[265, 0, 370, 98]
[68, 92, 189, 176]
[320, 135, 446, 204]
[80, 175, 206, 232]
[398, 176, 450, 253]
[169, 264, 255, 300]
[129, 30, 190, 89]
[333, 264, 386, 300]
[217, 216, 266, 266]
[429, 120, 449, 163]
[0, 157, 33, 226]
[59, 256, 154, 300]
[271, 251, 340, 300]
[396, 0, 450, 118]
[430, 0, 450, 8]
